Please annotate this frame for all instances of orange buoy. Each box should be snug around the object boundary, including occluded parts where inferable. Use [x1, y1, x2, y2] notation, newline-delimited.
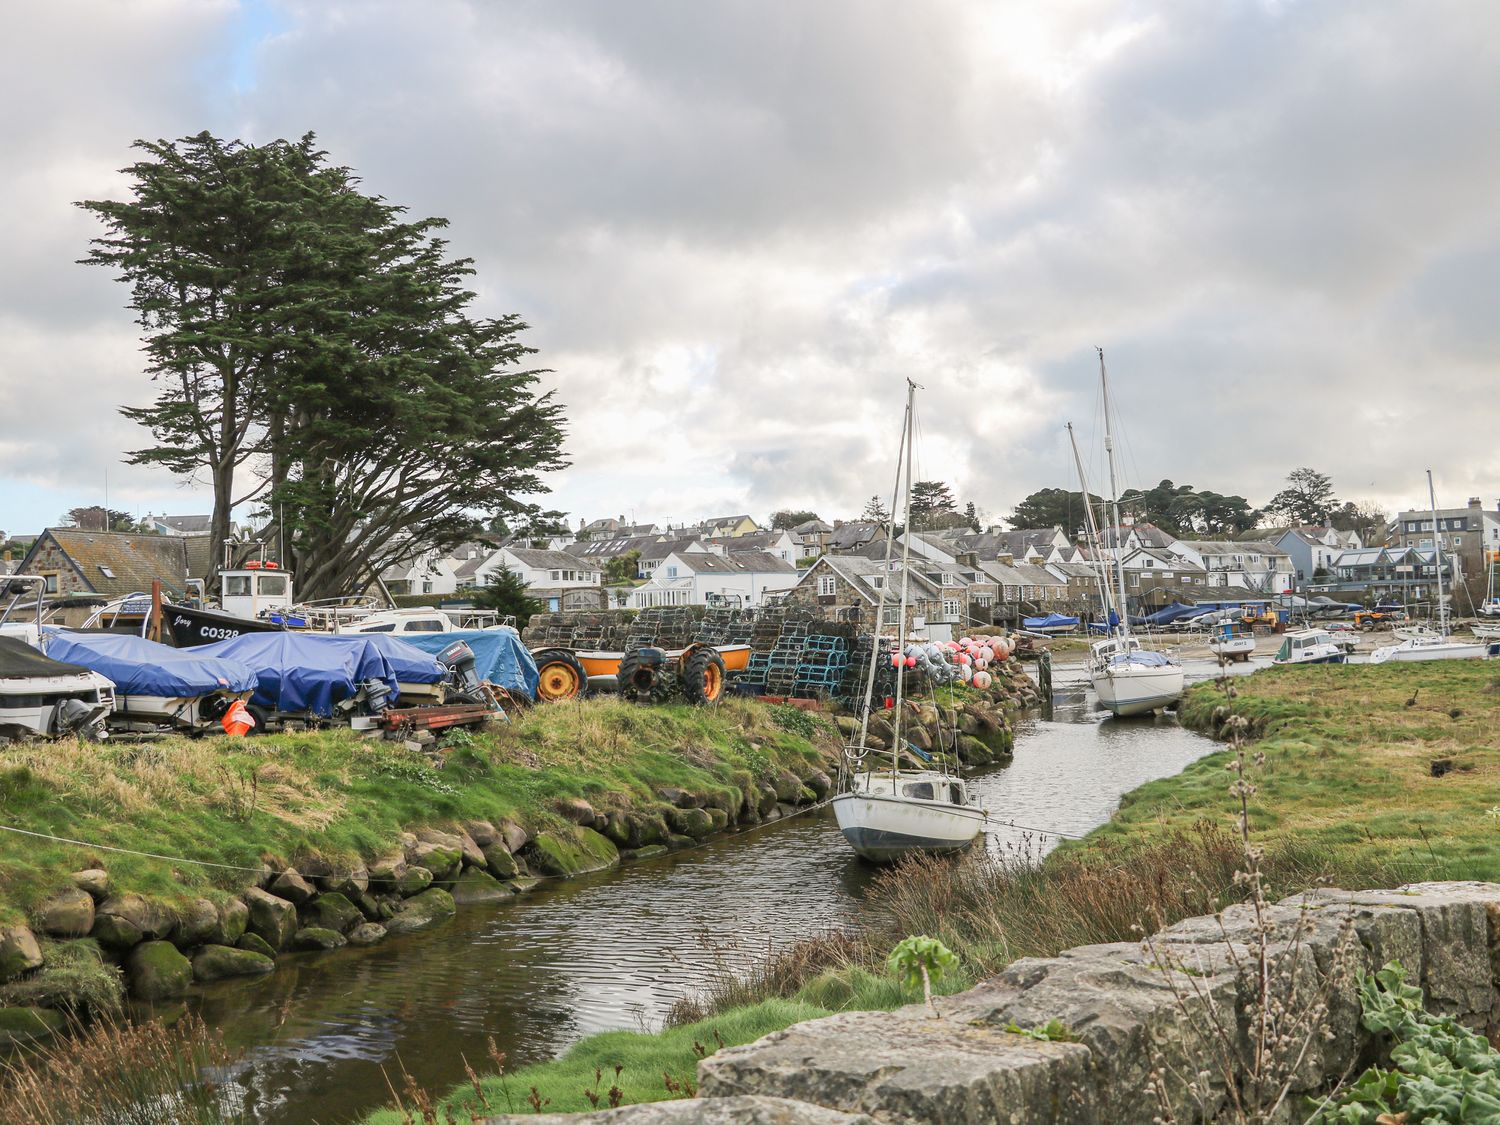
[221, 699, 256, 737]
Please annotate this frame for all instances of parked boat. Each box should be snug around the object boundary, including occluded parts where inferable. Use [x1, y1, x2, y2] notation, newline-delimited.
[1370, 472, 1496, 666]
[1272, 629, 1348, 666]
[832, 380, 987, 862]
[43, 631, 257, 733]
[1021, 613, 1079, 635]
[165, 601, 284, 647]
[1471, 622, 1500, 642]
[1072, 350, 1184, 717]
[1207, 620, 1256, 663]
[0, 636, 114, 741]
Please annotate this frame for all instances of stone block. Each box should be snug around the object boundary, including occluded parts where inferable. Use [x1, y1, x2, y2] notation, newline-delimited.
[480, 1095, 879, 1123]
[34, 887, 95, 938]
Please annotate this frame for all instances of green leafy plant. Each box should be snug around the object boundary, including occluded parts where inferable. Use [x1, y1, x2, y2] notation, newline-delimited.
[887, 935, 959, 1016]
[1004, 1018, 1079, 1043]
[767, 704, 820, 740]
[1310, 961, 1500, 1123]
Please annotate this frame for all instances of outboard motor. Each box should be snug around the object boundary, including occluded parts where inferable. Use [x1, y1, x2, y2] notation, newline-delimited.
[359, 678, 394, 714]
[438, 640, 487, 704]
[54, 698, 107, 742]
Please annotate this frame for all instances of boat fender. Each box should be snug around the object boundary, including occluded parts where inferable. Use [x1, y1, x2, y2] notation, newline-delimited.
[221, 699, 256, 737]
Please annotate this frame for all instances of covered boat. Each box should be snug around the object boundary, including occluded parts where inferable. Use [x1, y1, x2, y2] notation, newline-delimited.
[196, 632, 403, 719]
[1021, 612, 1079, 635]
[313, 633, 448, 702]
[401, 629, 540, 700]
[164, 603, 284, 647]
[0, 636, 114, 741]
[43, 631, 257, 732]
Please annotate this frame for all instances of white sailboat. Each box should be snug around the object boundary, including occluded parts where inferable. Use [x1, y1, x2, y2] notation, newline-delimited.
[1077, 350, 1185, 716]
[1372, 472, 1499, 665]
[831, 381, 988, 863]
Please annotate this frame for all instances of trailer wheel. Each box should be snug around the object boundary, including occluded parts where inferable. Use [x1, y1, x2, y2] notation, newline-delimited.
[681, 647, 727, 706]
[532, 649, 588, 702]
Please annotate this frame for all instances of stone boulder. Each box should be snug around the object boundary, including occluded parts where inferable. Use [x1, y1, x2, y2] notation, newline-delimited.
[482, 842, 521, 880]
[384, 889, 457, 935]
[0, 925, 43, 980]
[192, 944, 275, 982]
[242, 887, 298, 951]
[803, 771, 833, 801]
[497, 817, 529, 854]
[522, 830, 619, 877]
[170, 898, 220, 950]
[269, 869, 317, 906]
[71, 868, 109, 899]
[302, 893, 363, 934]
[482, 1096, 879, 1123]
[348, 922, 388, 946]
[555, 797, 597, 826]
[664, 806, 714, 839]
[316, 865, 370, 899]
[757, 784, 780, 817]
[126, 940, 193, 1001]
[0, 1006, 65, 1047]
[235, 932, 277, 959]
[213, 898, 250, 946]
[771, 770, 803, 803]
[395, 866, 434, 897]
[368, 851, 408, 891]
[463, 820, 500, 847]
[452, 869, 515, 905]
[92, 894, 176, 950]
[408, 842, 462, 883]
[34, 887, 95, 938]
[292, 927, 347, 952]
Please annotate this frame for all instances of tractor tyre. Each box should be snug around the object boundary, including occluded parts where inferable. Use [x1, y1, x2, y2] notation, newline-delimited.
[533, 649, 588, 703]
[681, 648, 727, 706]
[617, 648, 671, 703]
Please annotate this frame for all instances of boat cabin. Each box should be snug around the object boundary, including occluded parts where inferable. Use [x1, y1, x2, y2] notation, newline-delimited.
[857, 770, 974, 807]
[220, 564, 294, 621]
[1273, 629, 1341, 664]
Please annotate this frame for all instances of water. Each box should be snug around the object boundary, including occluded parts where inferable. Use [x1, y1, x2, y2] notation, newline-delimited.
[195, 675, 1221, 1124]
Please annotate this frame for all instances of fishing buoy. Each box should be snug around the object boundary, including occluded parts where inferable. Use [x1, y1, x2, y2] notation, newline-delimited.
[957, 653, 971, 666]
[973, 670, 992, 689]
[890, 654, 904, 669]
[221, 699, 256, 737]
[979, 645, 994, 662]
[905, 656, 918, 668]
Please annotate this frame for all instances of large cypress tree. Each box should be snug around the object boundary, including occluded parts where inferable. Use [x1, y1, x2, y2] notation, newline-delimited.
[81, 132, 567, 598]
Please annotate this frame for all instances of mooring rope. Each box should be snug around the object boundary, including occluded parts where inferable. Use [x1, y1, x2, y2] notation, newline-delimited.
[0, 823, 268, 871]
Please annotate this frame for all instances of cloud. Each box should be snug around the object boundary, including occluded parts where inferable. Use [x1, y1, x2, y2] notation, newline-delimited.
[3, 1, 1500, 538]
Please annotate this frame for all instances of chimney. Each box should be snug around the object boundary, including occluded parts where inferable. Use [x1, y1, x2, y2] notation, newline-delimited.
[1469, 497, 1482, 510]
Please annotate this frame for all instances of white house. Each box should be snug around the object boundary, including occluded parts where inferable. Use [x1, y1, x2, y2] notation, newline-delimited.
[1172, 540, 1293, 593]
[379, 550, 460, 596]
[705, 529, 801, 564]
[628, 550, 797, 609]
[489, 547, 600, 590]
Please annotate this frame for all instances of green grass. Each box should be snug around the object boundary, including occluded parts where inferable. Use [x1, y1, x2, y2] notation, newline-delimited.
[0, 698, 837, 922]
[1085, 661, 1500, 879]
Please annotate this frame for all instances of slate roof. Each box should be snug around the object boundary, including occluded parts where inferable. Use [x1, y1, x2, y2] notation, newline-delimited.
[1179, 539, 1289, 558]
[504, 547, 598, 571]
[25, 528, 194, 599]
[151, 514, 213, 534]
[827, 521, 885, 551]
[666, 550, 796, 575]
[792, 519, 833, 534]
[808, 555, 941, 604]
[565, 534, 662, 560]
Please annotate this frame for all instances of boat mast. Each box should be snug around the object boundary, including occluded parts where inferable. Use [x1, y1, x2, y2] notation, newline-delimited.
[1098, 349, 1133, 641]
[1066, 422, 1114, 631]
[1427, 469, 1449, 638]
[854, 397, 913, 760]
[890, 379, 918, 775]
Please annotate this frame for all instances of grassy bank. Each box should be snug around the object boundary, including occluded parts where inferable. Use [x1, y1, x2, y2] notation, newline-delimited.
[0, 698, 837, 921]
[1086, 660, 1500, 879]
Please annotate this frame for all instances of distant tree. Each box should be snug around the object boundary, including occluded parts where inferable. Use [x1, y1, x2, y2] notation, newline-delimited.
[861, 495, 891, 524]
[770, 509, 820, 531]
[963, 501, 981, 532]
[471, 568, 541, 621]
[603, 550, 641, 584]
[1195, 492, 1259, 536]
[1329, 500, 1388, 542]
[63, 506, 142, 532]
[909, 480, 959, 530]
[1009, 488, 1103, 540]
[1266, 468, 1338, 526]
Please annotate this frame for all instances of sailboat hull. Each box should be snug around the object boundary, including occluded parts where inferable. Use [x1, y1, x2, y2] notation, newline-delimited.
[1092, 664, 1186, 716]
[832, 790, 986, 863]
[1370, 640, 1500, 665]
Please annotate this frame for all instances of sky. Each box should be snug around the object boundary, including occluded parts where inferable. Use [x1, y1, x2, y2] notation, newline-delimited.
[4, 0, 1500, 538]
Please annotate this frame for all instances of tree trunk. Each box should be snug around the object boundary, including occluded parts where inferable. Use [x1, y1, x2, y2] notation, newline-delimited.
[208, 458, 235, 589]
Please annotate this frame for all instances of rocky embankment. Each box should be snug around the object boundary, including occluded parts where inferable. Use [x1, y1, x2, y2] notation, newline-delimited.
[0, 666, 1036, 1045]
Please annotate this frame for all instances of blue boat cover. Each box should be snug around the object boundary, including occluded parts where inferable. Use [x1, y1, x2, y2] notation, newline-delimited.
[45, 631, 258, 696]
[1022, 613, 1080, 630]
[197, 632, 397, 716]
[315, 634, 446, 685]
[400, 630, 539, 700]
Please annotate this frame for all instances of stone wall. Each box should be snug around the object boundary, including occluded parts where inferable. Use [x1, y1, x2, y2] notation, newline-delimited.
[486, 881, 1500, 1123]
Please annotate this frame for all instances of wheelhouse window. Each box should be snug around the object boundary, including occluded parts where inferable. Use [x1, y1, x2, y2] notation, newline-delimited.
[258, 574, 287, 597]
[901, 782, 934, 800]
[223, 575, 251, 597]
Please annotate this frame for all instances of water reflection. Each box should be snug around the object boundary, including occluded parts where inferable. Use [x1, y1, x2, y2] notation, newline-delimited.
[194, 682, 1218, 1124]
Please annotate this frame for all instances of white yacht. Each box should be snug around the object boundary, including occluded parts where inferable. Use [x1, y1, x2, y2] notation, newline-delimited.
[832, 380, 988, 863]
[1272, 629, 1347, 666]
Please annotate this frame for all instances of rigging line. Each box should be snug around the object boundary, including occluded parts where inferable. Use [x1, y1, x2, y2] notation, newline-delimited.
[0, 823, 268, 872]
[983, 819, 1087, 840]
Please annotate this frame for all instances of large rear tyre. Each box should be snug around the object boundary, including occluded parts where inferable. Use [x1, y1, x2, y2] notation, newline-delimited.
[680, 648, 727, 706]
[617, 648, 670, 703]
[533, 649, 588, 703]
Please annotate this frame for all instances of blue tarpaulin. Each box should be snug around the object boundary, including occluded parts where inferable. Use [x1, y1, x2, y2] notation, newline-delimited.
[400, 630, 539, 700]
[197, 632, 396, 716]
[1022, 613, 1080, 630]
[315, 634, 446, 685]
[45, 631, 258, 697]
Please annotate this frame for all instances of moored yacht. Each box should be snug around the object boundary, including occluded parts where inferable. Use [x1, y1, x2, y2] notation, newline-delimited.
[1272, 629, 1347, 666]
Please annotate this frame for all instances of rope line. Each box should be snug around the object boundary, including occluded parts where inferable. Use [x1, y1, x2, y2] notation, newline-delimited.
[0, 824, 267, 871]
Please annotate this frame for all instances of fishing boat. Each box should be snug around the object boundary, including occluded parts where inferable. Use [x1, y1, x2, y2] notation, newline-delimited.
[832, 380, 987, 862]
[1371, 473, 1498, 665]
[1207, 620, 1256, 663]
[0, 636, 114, 741]
[1021, 613, 1080, 635]
[1072, 351, 1184, 717]
[1271, 629, 1347, 666]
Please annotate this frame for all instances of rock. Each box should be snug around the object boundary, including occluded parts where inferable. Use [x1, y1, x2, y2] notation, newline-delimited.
[126, 941, 193, 1001]
[170, 898, 220, 950]
[0, 1006, 65, 1046]
[906, 724, 933, 751]
[522, 829, 620, 877]
[463, 820, 500, 847]
[71, 868, 109, 899]
[368, 851, 408, 890]
[384, 889, 457, 935]
[242, 887, 298, 951]
[497, 817, 529, 853]
[235, 932, 277, 959]
[269, 869, 317, 906]
[482, 842, 521, 880]
[452, 869, 515, 905]
[486, 1095, 878, 1123]
[666, 833, 697, 850]
[0, 925, 43, 980]
[664, 806, 715, 838]
[191, 944, 275, 982]
[93, 895, 176, 950]
[316, 864, 370, 898]
[632, 811, 669, 846]
[804, 771, 833, 801]
[757, 783, 779, 817]
[507, 877, 541, 894]
[408, 843, 462, 883]
[395, 866, 435, 897]
[302, 893, 363, 934]
[352, 892, 381, 920]
[212, 898, 250, 946]
[457, 831, 486, 869]
[772, 770, 803, 803]
[291, 927, 347, 951]
[348, 922, 388, 946]
[34, 887, 95, 938]
[625, 844, 671, 861]
[555, 797, 597, 826]
[705, 808, 730, 832]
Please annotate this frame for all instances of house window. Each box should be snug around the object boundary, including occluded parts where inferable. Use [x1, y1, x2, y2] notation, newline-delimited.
[882, 607, 899, 626]
[42, 573, 58, 593]
[942, 572, 958, 586]
[871, 576, 884, 589]
[975, 594, 993, 607]
[667, 566, 678, 578]
[942, 598, 961, 619]
[817, 575, 836, 596]
[550, 570, 561, 581]
[1130, 573, 1140, 587]
[98, 565, 115, 579]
